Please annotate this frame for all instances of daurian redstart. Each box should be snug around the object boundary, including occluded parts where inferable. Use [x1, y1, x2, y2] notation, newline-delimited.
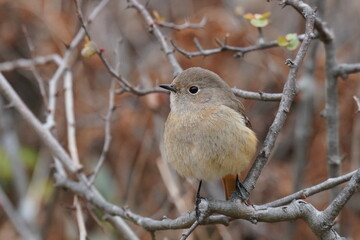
[160, 67, 257, 213]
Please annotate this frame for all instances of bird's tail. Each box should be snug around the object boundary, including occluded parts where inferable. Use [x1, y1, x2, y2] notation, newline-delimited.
[222, 174, 237, 200]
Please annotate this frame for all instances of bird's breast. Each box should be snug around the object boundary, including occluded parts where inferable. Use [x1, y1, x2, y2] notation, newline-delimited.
[163, 105, 257, 180]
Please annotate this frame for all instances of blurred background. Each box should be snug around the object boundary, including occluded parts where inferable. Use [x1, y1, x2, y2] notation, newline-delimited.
[0, 0, 359, 239]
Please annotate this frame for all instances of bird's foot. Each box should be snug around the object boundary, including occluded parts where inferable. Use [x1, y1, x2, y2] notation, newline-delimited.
[195, 195, 206, 221]
[233, 176, 250, 203]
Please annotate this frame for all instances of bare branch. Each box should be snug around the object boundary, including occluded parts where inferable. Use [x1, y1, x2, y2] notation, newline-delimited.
[324, 39, 341, 198]
[244, 1, 316, 193]
[265, 170, 357, 208]
[0, 55, 61, 72]
[334, 63, 360, 79]
[74, 0, 168, 96]
[53, 170, 230, 230]
[44, 0, 109, 130]
[88, 78, 116, 184]
[44, 27, 88, 130]
[64, 70, 80, 166]
[179, 221, 200, 240]
[53, 167, 349, 239]
[323, 168, 360, 224]
[127, 0, 183, 75]
[64, 70, 87, 240]
[23, 26, 49, 106]
[232, 88, 282, 101]
[157, 17, 207, 30]
[171, 34, 306, 59]
[0, 73, 81, 173]
[207, 199, 342, 239]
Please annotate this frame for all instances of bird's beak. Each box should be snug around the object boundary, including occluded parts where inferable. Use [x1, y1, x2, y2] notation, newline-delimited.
[159, 84, 177, 93]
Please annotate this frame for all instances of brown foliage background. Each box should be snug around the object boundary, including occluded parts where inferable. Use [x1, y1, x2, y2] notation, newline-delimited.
[0, 0, 359, 239]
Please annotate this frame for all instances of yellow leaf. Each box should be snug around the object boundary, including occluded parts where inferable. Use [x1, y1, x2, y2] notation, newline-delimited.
[244, 12, 271, 27]
[153, 10, 166, 22]
[251, 19, 269, 28]
[277, 36, 289, 46]
[81, 37, 97, 58]
[243, 13, 254, 20]
[259, 12, 271, 20]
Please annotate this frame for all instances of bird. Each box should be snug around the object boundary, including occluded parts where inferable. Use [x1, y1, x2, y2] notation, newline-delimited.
[160, 67, 257, 217]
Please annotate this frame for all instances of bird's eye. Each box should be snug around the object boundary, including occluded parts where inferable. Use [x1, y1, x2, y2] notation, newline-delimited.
[188, 86, 199, 94]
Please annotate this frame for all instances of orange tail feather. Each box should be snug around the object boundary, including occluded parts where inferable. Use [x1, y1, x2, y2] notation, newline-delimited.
[222, 174, 237, 200]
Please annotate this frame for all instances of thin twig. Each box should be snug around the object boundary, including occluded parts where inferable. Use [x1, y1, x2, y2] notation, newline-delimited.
[64, 70, 81, 166]
[0, 55, 61, 72]
[43, 28, 84, 130]
[179, 221, 200, 240]
[171, 34, 306, 59]
[157, 17, 207, 30]
[89, 38, 125, 185]
[257, 27, 265, 44]
[232, 88, 282, 101]
[74, 0, 166, 96]
[22, 25, 48, 106]
[127, 0, 183, 76]
[64, 70, 87, 240]
[44, 0, 109, 130]
[265, 170, 357, 208]
[88, 78, 116, 185]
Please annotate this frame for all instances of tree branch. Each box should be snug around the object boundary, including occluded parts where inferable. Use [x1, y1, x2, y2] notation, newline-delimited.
[265, 169, 357, 208]
[244, 0, 316, 193]
[0, 73, 81, 173]
[334, 63, 360, 79]
[0, 55, 61, 72]
[44, 0, 109, 130]
[53, 166, 351, 239]
[127, 0, 183, 76]
[74, 0, 168, 96]
[232, 88, 282, 101]
[324, 38, 342, 198]
[157, 17, 207, 30]
[323, 168, 360, 225]
[171, 34, 306, 59]
[64, 70, 87, 240]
